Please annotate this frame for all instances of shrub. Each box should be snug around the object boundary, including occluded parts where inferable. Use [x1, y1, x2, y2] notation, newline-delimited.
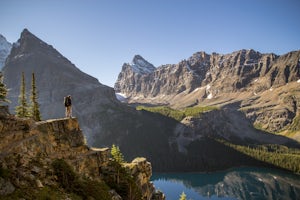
[51, 159, 112, 200]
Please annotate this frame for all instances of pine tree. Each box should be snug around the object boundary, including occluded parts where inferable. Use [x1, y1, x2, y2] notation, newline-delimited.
[15, 72, 30, 118]
[29, 73, 41, 121]
[0, 72, 9, 104]
[111, 144, 125, 163]
[179, 191, 187, 200]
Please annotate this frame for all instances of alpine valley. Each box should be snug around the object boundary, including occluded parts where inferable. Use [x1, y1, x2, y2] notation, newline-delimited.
[1, 29, 300, 176]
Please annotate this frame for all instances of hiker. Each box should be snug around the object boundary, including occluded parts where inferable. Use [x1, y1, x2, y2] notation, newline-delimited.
[64, 95, 72, 118]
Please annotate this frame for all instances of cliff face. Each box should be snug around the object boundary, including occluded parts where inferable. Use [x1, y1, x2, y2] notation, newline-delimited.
[0, 106, 164, 200]
[115, 50, 300, 102]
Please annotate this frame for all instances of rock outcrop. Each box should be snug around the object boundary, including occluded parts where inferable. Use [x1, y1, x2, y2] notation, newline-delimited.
[2, 29, 121, 144]
[0, 106, 164, 199]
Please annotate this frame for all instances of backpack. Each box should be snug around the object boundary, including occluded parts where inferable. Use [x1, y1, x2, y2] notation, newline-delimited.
[64, 96, 71, 107]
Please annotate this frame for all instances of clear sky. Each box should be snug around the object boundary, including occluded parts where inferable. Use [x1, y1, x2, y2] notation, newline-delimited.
[1, 0, 299, 87]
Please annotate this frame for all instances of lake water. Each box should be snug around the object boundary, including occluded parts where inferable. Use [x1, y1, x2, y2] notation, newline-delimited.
[151, 168, 300, 200]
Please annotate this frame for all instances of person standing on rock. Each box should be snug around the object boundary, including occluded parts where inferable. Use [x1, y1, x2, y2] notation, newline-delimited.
[64, 95, 72, 118]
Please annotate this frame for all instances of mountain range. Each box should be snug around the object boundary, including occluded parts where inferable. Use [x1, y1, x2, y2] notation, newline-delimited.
[1, 29, 300, 172]
[115, 50, 300, 141]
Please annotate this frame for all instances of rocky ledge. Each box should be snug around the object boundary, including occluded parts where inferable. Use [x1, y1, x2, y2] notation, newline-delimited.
[0, 106, 164, 200]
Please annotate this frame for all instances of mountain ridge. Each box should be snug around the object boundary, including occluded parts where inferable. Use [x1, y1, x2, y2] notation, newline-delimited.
[0, 34, 12, 69]
[114, 49, 300, 141]
[115, 49, 300, 102]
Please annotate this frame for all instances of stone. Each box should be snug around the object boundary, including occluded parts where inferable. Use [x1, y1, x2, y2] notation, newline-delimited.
[0, 177, 15, 195]
[31, 166, 42, 174]
[109, 189, 122, 200]
[36, 179, 44, 188]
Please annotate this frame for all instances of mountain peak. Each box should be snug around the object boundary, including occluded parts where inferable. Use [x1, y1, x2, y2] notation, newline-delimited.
[6, 28, 61, 65]
[19, 28, 40, 43]
[21, 28, 30, 35]
[130, 55, 155, 75]
[132, 54, 145, 62]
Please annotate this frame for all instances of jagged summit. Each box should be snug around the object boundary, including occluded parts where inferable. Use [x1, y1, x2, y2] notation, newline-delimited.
[114, 55, 156, 94]
[20, 28, 35, 39]
[130, 55, 156, 75]
[0, 34, 12, 69]
[7, 28, 66, 64]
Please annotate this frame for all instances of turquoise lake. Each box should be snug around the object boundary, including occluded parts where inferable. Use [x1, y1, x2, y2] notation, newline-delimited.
[151, 167, 300, 200]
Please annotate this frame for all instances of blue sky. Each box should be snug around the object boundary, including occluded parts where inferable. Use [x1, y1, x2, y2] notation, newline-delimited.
[1, 0, 299, 87]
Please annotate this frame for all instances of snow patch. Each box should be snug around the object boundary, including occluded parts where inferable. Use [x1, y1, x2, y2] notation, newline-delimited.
[269, 87, 273, 91]
[207, 93, 213, 99]
[254, 79, 258, 82]
[191, 86, 206, 93]
[14, 54, 24, 59]
[130, 56, 155, 75]
[193, 88, 200, 92]
[297, 79, 300, 83]
[131, 64, 154, 74]
[206, 84, 211, 90]
[115, 93, 127, 102]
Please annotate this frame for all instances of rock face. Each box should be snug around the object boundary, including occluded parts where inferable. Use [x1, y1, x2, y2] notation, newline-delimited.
[115, 50, 300, 102]
[115, 50, 300, 139]
[0, 106, 164, 199]
[115, 55, 156, 96]
[0, 34, 12, 69]
[2, 29, 121, 143]
[172, 104, 299, 154]
[123, 157, 165, 200]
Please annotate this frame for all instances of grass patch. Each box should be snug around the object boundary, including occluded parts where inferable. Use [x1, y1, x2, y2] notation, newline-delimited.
[136, 105, 218, 121]
[289, 114, 300, 132]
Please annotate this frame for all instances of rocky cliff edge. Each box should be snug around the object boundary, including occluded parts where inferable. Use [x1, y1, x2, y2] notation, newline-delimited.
[0, 106, 164, 200]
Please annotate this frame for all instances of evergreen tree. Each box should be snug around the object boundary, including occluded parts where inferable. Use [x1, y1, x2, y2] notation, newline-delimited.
[111, 144, 125, 163]
[15, 72, 30, 118]
[29, 73, 41, 121]
[179, 191, 187, 200]
[0, 72, 9, 104]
